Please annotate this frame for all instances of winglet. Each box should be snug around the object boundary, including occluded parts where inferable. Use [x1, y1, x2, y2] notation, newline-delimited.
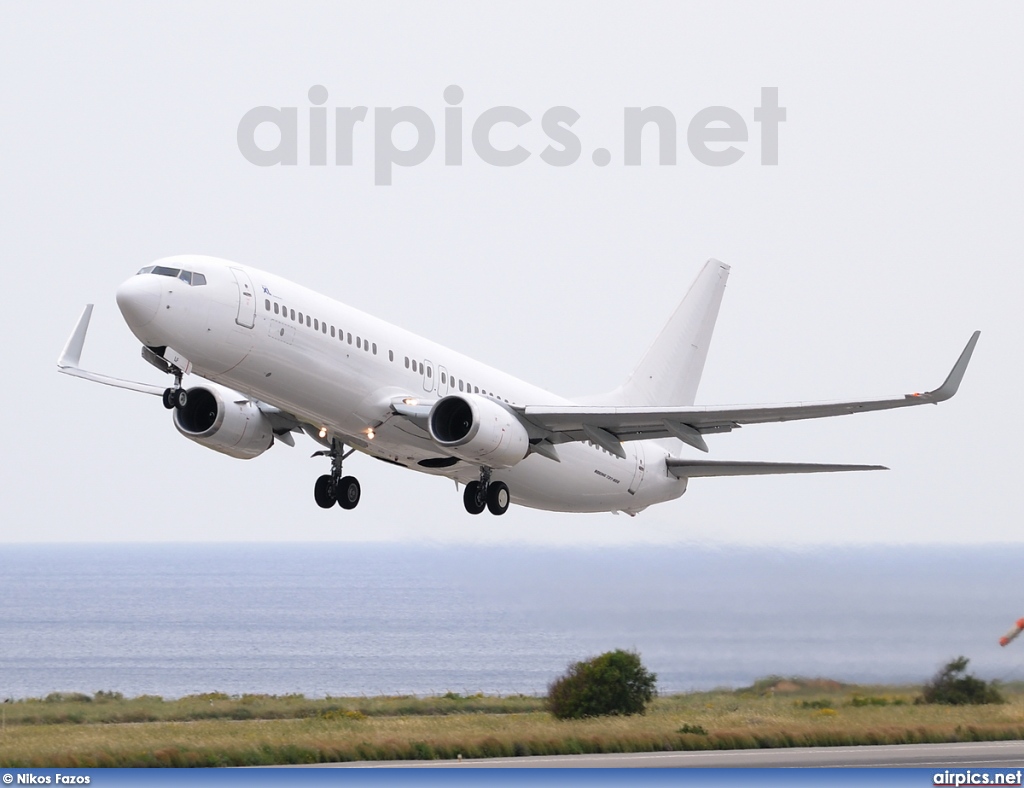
[57, 304, 94, 370]
[915, 330, 980, 403]
[56, 305, 165, 396]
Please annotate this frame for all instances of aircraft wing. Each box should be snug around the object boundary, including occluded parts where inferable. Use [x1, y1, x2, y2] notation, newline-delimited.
[519, 331, 980, 457]
[57, 305, 166, 396]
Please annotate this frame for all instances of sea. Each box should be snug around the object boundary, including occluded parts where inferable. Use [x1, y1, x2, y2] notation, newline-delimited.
[1, 543, 1023, 700]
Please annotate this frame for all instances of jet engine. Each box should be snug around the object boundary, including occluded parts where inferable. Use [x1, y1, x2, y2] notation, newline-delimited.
[427, 394, 530, 468]
[173, 385, 274, 459]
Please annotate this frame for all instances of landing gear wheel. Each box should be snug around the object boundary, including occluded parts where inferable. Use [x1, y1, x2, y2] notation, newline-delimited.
[314, 474, 336, 509]
[337, 476, 361, 510]
[162, 388, 175, 410]
[312, 439, 360, 511]
[173, 388, 188, 409]
[486, 481, 510, 516]
[463, 481, 486, 515]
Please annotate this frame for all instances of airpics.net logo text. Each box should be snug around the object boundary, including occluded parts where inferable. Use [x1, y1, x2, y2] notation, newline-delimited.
[237, 85, 786, 185]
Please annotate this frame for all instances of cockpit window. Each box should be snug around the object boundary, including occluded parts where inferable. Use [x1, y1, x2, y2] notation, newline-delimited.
[136, 266, 207, 286]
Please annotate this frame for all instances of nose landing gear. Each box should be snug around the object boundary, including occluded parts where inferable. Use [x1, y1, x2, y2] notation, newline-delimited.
[161, 367, 189, 410]
[162, 386, 188, 410]
[312, 439, 361, 510]
[463, 467, 510, 516]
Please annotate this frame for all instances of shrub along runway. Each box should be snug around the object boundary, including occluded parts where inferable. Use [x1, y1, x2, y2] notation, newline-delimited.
[4, 681, 1024, 768]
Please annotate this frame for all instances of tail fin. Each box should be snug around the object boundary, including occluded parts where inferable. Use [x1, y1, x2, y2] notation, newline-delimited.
[611, 259, 729, 406]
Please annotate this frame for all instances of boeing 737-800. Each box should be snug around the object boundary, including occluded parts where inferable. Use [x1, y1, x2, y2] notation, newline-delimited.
[57, 256, 979, 516]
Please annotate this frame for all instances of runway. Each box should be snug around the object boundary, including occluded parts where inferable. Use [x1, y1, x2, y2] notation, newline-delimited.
[322, 740, 1024, 768]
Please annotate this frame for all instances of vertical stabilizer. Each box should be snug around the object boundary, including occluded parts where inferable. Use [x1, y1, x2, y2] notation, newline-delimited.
[612, 259, 730, 406]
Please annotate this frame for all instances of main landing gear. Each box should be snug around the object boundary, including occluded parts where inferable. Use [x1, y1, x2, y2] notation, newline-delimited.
[313, 439, 361, 510]
[463, 467, 510, 516]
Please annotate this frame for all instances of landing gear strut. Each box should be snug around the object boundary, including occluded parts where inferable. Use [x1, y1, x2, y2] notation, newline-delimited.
[162, 370, 187, 410]
[463, 467, 510, 516]
[313, 439, 360, 510]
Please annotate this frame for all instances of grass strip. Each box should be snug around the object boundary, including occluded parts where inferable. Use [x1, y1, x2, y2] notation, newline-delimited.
[4, 681, 1024, 767]
[6, 722, 1024, 767]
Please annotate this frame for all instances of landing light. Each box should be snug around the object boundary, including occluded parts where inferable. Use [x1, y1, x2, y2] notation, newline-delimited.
[318, 427, 328, 438]
[403, 397, 418, 406]
[366, 428, 376, 440]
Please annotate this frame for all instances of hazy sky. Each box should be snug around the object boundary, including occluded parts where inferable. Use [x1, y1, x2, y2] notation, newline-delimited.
[3, 2, 1021, 545]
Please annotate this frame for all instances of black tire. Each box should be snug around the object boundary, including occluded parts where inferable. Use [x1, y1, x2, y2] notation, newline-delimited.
[174, 388, 188, 409]
[162, 389, 175, 410]
[314, 474, 335, 509]
[487, 481, 510, 516]
[463, 481, 486, 515]
[337, 476, 361, 510]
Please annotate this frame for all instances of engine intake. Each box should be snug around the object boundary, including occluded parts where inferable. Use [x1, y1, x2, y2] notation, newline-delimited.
[428, 394, 529, 468]
[173, 386, 274, 460]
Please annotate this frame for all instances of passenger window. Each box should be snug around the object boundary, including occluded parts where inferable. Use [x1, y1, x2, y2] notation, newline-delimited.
[474, 386, 479, 394]
[298, 312, 303, 323]
[404, 357, 410, 369]
[372, 343, 377, 355]
[274, 303, 280, 315]
[265, 299, 271, 311]
[306, 315, 311, 327]
[314, 318, 319, 331]
[290, 309, 295, 320]
[356, 337, 361, 349]
[458, 380, 464, 392]
[427, 367, 432, 379]
[322, 322, 327, 334]
[347, 333, 352, 344]
[330, 326, 335, 337]
[441, 372, 446, 384]
[389, 350, 394, 362]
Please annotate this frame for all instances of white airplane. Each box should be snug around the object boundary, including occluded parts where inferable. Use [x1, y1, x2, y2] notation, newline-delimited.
[57, 256, 979, 517]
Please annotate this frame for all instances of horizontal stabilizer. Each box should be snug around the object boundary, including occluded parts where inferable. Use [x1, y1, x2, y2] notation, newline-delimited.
[666, 457, 887, 478]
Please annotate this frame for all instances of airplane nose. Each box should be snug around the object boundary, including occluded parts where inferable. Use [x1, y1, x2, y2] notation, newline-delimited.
[116, 274, 162, 328]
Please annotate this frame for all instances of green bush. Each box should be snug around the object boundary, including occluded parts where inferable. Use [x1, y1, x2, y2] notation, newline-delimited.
[919, 657, 1004, 705]
[547, 649, 657, 720]
[798, 699, 833, 710]
[43, 692, 91, 704]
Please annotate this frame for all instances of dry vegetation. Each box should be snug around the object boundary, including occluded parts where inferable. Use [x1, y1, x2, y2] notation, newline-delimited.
[4, 680, 1024, 767]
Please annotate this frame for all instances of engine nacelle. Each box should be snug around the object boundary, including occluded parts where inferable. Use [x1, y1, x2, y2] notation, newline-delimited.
[173, 385, 274, 460]
[427, 394, 530, 468]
